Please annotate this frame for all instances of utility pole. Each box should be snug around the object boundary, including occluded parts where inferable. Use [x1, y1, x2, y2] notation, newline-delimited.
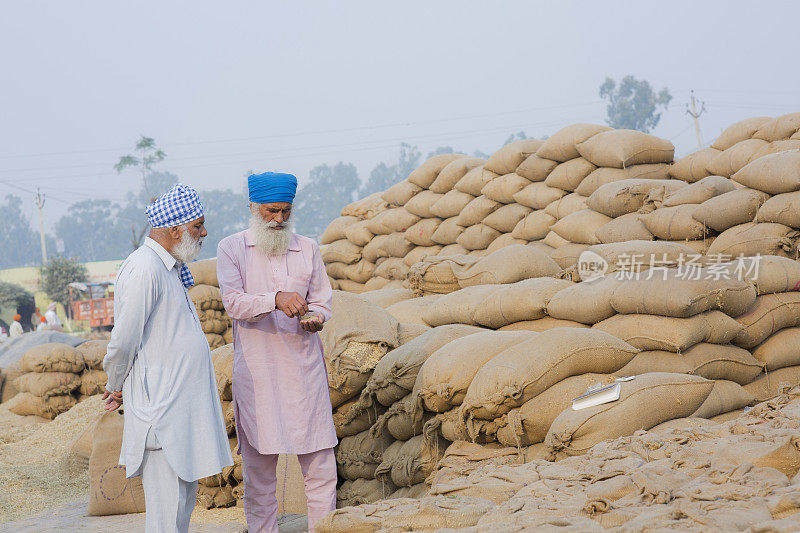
[686, 90, 706, 150]
[34, 188, 47, 265]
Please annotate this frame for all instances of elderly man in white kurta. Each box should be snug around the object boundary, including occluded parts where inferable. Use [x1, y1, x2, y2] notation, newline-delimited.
[217, 171, 337, 533]
[103, 184, 233, 533]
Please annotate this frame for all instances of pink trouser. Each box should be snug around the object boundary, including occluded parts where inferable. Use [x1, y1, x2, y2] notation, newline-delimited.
[238, 426, 337, 533]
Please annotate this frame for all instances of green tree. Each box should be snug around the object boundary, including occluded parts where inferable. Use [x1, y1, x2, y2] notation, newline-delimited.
[294, 162, 360, 240]
[426, 146, 455, 158]
[503, 131, 528, 144]
[114, 135, 166, 199]
[359, 143, 422, 197]
[600, 75, 672, 133]
[54, 199, 131, 262]
[0, 281, 35, 331]
[41, 257, 89, 306]
[0, 195, 47, 269]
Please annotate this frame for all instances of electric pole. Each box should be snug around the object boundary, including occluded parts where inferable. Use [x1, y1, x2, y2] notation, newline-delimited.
[35, 188, 47, 265]
[686, 90, 706, 150]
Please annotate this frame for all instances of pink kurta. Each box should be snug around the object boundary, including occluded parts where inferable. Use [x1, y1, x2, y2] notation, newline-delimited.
[217, 230, 337, 455]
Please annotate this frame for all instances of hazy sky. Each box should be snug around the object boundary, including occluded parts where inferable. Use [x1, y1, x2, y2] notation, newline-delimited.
[1, 1, 799, 230]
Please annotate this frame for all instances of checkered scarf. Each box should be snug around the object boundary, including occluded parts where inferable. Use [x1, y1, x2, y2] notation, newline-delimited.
[146, 183, 204, 288]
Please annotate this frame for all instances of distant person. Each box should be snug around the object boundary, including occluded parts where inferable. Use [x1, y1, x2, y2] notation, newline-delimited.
[44, 302, 62, 328]
[31, 307, 41, 328]
[102, 184, 232, 533]
[217, 172, 337, 533]
[36, 316, 47, 331]
[10, 314, 23, 338]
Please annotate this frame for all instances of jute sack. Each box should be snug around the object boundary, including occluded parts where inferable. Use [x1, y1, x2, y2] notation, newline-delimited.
[220, 401, 235, 436]
[575, 164, 671, 196]
[513, 182, 567, 210]
[711, 255, 800, 295]
[424, 407, 501, 444]
[325, 262, 347, 280]
[196, 485, 236, 510]
[536, 123, 613, 162]
[358, 288, 415, 309]
[485, 234, 526, 254]
[430, 190, 474, 219]
[89, 410, 146, 515]
[453, 244, 560, 287]
[714, 435, 800, 481]
[661, 175, 737, 207]
[341, 192, 389, 220]
[213, 344, 234, 401]
[498, 317, 589, 332]
[712, 116, 771, 150]
[550, 243, 589, 270]
[362, 235, 388, 263]
[80, 369, 109, 396]
[333, 398, 387, 439]
[335, 428, 395, 480]
[753, 112, 800, 142]
[595, 214, 654, 243]
[690, 380, 755, 419]
[586, 179, 686, 218]
[6, 392, 77, 419]
[430, 217, 464, 246]
[385, 295, 442, 325]
[732, 292, 800, 348]
[546, 274, 624, 324]
[707, 139, 769, 177]
[757, 191, 800, 227]
[205, 333, 225, 350]
[609, 269, 757, 318]
[515, 154, 559, 182]
[593, 310, 743, 352]
[321, 291, 400, 407]
[511, 210, 556, 241]
[342, 260, 375, 284]
[545, 372, 714, 459]
[406, 255, 476, 295]
[526, 241, 555, 256]
[639, 205, 711, 240]
[707, 222, 800, 259]
[550, 209, 612, 245]
[472, 277, 574, 329]
[482, 203, 532, 233]
[668, 148, 721, 183]
[337, 478, 397, 508]
[484, 139, 544, 175]
[422, 285, 496, 327]
[752, 328, 800, 371]
[744, 366, 800, 402]
[752, 139, 800, 160]
[388, 484, 428, 500]
[407, 153, 464, 189]
[396, 322, 431, 344]
[430, 156, 484, 193]
[495, 373, 616, 447]
[344, 219, 374, 247]
[359, 325, 481, 409]
[320, 239, 362, 265]
[382, 180, 423, 206]
[576, 130, 674, 168]
[454, 195, 501, 227]
[732, 150, 800, 194]
[544, 192, 588, 220]
[19, 343, 85, 373]
[315, 495, 495, 533]
[14, 371, 81, 397]
[614, 343, 764, 385]
[374, 208, 422, 235]
[460, 328, 638, 420]
[374, 434, 448, 488]
[417, 331, 536, 413]
[692, 188, 770, 233]
[375, 233, 414, 259]
[456, 224, 500, 251]
[481, 173, 531, 204]
[321, 216, 359, 245]
[454, 166, 499, 196]
[405, 218, 442, 247]
[362, 277, 389, 291]
[187, 258, 218, 287]
[371, 394, 432, 441]
[543, 158, 597, 192]
[405, 190, 444, 219]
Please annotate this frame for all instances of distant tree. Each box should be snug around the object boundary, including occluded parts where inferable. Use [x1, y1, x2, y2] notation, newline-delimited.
[0, 281, 35, 331]
[116, 170, 178, 252]
[360, 143, 422, 197]
[294, 162, 360, 240]
[54, 199, 130, 262]
[198, 188, 250, 260]
[600, 75, 672, 133]
[41, 256, 88, 306]
[473, 149, 492, 159]
[0, 195, 45, 269]
[426, 146, 455, 158]
[503, 131, 528, 144]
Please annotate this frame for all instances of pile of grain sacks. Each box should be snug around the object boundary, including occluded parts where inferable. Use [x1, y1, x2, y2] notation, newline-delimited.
[187, 258, 234, 349]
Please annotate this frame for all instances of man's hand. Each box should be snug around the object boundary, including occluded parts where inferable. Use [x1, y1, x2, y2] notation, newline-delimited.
[103, 389, 123, 411]
[300, 314, 324, 333]
[275, 291, 309, 318]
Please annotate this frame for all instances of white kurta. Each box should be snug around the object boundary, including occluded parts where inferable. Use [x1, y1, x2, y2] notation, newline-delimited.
[103, 237, 233, 481]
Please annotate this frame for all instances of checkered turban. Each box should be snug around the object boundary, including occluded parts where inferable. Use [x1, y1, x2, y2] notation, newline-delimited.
[145, 183, 204, 288]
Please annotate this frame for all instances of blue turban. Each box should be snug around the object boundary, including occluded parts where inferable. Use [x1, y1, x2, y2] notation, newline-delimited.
[248, 172, 297, 204]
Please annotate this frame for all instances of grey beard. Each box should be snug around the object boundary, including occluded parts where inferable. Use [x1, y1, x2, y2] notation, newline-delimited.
[250, 214, 293, 256]
[172, 226, 203, 263]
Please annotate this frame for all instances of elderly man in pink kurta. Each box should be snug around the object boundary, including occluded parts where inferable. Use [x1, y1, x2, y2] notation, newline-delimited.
[217, 171, 337, 533]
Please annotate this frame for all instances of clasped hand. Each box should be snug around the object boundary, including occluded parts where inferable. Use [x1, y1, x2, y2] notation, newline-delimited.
[275, 291, 323, 332]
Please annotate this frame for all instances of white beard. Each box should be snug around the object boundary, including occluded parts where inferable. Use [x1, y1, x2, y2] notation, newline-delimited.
[172, 226, 203, 263]
[250, 214, 294, 256]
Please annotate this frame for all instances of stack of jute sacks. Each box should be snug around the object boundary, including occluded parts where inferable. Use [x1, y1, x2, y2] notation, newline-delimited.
[187, 258, 234, 349]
